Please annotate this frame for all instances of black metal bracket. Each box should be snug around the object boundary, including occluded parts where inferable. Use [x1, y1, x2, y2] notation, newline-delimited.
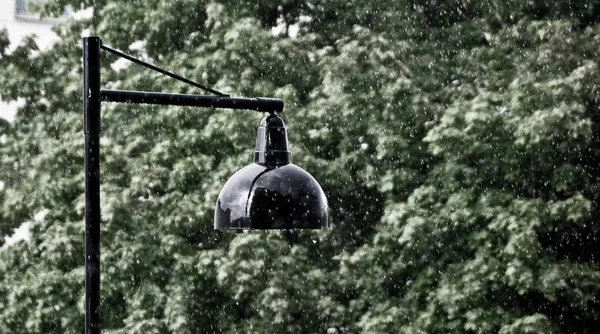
[98, 41, 284, 113]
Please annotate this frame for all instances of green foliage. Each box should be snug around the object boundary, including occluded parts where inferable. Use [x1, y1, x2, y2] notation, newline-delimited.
[1, 0, 600, 333]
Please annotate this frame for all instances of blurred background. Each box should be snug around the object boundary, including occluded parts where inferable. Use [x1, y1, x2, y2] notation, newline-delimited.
[1, 0, 600, 333]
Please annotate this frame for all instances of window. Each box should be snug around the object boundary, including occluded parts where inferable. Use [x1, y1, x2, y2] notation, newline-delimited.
[15, 0, 27, 14]
[15, 0, 69, 22]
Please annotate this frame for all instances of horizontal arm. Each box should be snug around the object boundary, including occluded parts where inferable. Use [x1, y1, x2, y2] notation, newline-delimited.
[100, 89, 284, 113]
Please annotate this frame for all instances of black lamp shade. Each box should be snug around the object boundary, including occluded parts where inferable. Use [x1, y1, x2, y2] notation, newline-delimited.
[214, 114, 329, 229]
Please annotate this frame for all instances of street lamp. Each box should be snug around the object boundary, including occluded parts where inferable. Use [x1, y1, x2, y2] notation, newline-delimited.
[83, 36, 328, 334]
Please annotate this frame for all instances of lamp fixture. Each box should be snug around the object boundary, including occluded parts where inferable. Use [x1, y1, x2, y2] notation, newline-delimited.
[215, 113, 329, 229]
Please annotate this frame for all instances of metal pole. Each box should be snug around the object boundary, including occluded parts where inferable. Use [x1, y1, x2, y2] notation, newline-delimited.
[83, 36, 102, 334]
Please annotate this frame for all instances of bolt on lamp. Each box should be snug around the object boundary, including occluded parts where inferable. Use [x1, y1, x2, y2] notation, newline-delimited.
[82, 36, 328, 334]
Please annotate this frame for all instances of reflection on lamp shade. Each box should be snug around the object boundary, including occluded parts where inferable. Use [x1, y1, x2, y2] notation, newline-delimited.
[214, 114, 329, 230]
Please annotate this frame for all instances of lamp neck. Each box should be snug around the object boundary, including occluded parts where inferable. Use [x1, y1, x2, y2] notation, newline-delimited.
[254, 113, 291, 166]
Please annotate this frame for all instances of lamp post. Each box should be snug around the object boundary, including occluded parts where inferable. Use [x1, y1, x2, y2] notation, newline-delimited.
[83, 36, 328, 334]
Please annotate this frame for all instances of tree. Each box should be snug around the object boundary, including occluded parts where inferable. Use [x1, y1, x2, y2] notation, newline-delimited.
[336, 8, 600, 334]
[1, 0, 600, 333]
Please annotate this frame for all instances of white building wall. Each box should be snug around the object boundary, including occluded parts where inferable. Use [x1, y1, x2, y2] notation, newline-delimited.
[0, 0, 60, 121]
